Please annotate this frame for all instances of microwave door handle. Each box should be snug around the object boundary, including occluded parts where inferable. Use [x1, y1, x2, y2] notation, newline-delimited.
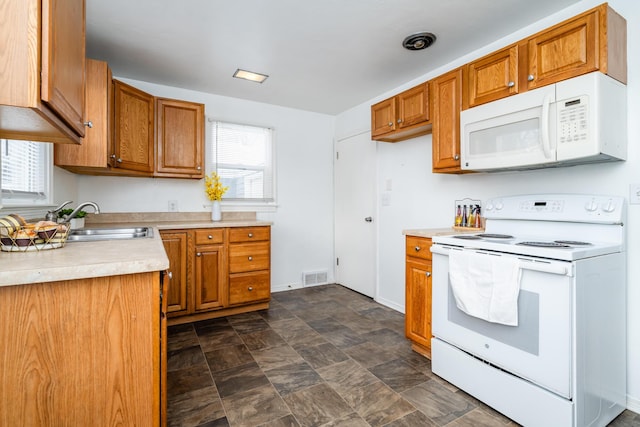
[541, 93, 553, 159]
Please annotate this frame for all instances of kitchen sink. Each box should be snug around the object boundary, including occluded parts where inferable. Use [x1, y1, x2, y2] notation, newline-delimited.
[67, 227, 154, 242]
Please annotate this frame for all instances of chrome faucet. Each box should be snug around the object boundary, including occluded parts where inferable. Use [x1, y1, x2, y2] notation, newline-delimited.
[62, 201, 101, 221]
[45, 200, 73, 222]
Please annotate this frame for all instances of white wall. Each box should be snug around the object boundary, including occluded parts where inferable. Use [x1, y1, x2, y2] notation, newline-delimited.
[336, 0, 640, 412]
[62, 80, 336, 291]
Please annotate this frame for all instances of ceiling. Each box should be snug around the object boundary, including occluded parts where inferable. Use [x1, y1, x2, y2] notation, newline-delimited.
[86, 0, 582, 115]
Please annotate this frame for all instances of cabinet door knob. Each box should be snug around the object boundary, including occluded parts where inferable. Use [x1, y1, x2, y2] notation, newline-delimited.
[425, 272, 431, 277]
[414, 246, 421, 252]
[196, 252, 202, 257]
[248, 256, 253, 261]
[116, 158, 123, 163]
[388, 122, 393, 127]
[167, 271, 173, 279]
[507, 81, 515, 88]
[197, 166, 201, 170]
[208, 235, 213, 239]
[248, 286, 253, 291]
[454, 154, 460, 161]
[84, 120, 93, 128]
[397, 119, 402, 124]
[527, 74, 534, 81]
[248, 233, 253, 238]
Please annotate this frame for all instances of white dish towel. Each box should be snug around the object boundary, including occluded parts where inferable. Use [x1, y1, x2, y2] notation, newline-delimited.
[448, 250, 522, 326]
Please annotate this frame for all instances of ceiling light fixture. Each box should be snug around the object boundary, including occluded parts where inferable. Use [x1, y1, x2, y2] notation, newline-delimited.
[233, 69, 269, 83]
[402, 32, 437, 51]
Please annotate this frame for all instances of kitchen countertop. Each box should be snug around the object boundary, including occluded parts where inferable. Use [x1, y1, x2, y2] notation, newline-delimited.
[403, 227, 482, 238]
[0, 212, 271, 288]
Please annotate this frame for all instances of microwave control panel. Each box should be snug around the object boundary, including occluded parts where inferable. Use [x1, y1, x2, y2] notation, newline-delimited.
[558, 96, 588, 145]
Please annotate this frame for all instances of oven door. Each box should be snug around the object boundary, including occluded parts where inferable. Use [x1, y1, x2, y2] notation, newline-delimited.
[431, 245, 573, 398]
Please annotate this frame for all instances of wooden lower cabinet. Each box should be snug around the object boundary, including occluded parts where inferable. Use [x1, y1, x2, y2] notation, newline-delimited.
[161, 225, 271, 324]
[0, 271, 165, 426]
[405, 235, 433, 358]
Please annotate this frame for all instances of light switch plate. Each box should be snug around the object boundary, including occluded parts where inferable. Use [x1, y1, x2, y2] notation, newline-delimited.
[629, 184, 640, 205]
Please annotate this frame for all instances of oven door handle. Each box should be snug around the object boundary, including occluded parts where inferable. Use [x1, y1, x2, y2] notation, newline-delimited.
[431, 245, 572, 276]
[518, 261, 571, 276]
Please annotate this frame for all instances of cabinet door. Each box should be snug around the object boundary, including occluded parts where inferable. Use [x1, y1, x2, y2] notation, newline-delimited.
[526, 10, 598, 90]
[54, 59, 112, 169]
[432, 68, 463, 172]
[194, 246, 226, 311]
[41, 0, 86, 137]
[405, 258, 432, 355]
[155, 98, 205, 178]
[371, 97, 396, 138]
[113, 80, 154, 173]
[160, 231, 189, 316]
[397, 83, 429, 128]
[467, 45, 519, 108]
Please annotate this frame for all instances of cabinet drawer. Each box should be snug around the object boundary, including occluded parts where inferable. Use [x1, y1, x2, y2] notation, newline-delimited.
[406, 236, 432, 261]
[229, 272, 270, 305]
[229, 242, 270, 273]
[228, 226, 270, 243]
[195, 229, 224, 245]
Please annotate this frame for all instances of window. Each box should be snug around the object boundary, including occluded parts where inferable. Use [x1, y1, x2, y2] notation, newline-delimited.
[1, 139, 52, 207]
[209, 121, 275, 205]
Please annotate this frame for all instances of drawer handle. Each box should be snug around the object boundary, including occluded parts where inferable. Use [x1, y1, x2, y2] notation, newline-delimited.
[414, 246, 421, 252]
[208, 235, 213, 239]
[425, 272, 431, 277]
[248, 233, 254, 238]
[248, 256, 253, 261]
[248, 286, 253, 291]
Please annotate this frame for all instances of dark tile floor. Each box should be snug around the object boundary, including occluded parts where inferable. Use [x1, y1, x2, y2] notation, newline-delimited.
[166, 284, 639, 427]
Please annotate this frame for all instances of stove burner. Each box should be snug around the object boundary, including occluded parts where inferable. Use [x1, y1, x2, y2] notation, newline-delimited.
[554, 240, 592, 246]
[476, 233, 514, 239]
[517, 241, 571, 248]
[453, 235, 482, 240]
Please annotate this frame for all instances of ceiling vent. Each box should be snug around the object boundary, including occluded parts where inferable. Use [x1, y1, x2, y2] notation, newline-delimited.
[402, 32, 437, 51]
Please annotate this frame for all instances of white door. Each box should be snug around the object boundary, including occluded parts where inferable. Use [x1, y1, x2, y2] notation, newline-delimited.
[334, 131, 376, 297]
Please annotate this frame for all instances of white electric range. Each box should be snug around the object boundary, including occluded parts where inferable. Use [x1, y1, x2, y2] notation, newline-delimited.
[430, 193, 627, 427]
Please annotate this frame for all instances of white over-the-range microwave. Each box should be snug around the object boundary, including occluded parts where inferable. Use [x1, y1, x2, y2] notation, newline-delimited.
[460, 71, 627, 172]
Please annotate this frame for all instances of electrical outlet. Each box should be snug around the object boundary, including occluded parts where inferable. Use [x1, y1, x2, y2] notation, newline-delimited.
[168, 200, 178, 212]
[629, 184, 640, 205]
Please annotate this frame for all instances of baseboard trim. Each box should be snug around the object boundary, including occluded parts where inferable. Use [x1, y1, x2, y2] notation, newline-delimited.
[375, 296, 404, 314]
[627, 394, 640, 414]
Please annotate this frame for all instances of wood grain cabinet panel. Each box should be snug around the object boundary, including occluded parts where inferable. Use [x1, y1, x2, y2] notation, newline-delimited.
[526, 3, 626, 89]
[0, 272, 164, 426]
[161, 231, 189, 316]
[466, 44, 519, 108]
[155, 98, 205, 178]
[405, 236, 433, 358]
[431, 68, 464, 173]
[113, 80, 155, 174]
[0, 0, 86, 144]
[371, 83, 431, 142]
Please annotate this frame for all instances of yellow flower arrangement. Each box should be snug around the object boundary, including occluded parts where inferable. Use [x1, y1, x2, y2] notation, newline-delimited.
[204, 172, 229, 201]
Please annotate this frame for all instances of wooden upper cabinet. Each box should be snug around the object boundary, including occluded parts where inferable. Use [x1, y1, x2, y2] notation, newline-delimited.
[431, 68, 464, 173]
[113, 80, 155, 174]
[55, 59, 113, 170]
[466, 44, 519, 108]
[0, 0, 86, 144]
[41, 0, 86, 137]
[371, 82, 430, 142]
[397, 83, 429, 129]
[526, 3, 627, 90]
[155, 98, 205, 178]
[371, 97, 396, 138]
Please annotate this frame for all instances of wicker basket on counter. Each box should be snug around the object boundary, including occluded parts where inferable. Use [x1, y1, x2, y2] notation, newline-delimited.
[0, 215, 70, 252]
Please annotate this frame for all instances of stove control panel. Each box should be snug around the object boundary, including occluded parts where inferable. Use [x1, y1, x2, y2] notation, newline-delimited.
[484, 194, 625, 224]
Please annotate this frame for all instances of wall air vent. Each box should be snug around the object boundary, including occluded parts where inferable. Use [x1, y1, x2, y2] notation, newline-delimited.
[302, 270, 328, 287]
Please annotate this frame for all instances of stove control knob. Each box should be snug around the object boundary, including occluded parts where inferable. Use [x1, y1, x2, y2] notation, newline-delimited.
[584, 199, 598, 212]
[495, 201, 503, 211]
[602, 199, 616, 213]
[485, 202, 494, 211]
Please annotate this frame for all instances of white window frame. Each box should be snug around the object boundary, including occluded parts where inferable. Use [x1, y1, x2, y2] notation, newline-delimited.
[207, 119, 277, 212]
[0, 139, 54, 218]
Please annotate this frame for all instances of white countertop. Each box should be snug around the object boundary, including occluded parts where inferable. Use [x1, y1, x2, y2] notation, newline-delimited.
[0, 215, 272, 287]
